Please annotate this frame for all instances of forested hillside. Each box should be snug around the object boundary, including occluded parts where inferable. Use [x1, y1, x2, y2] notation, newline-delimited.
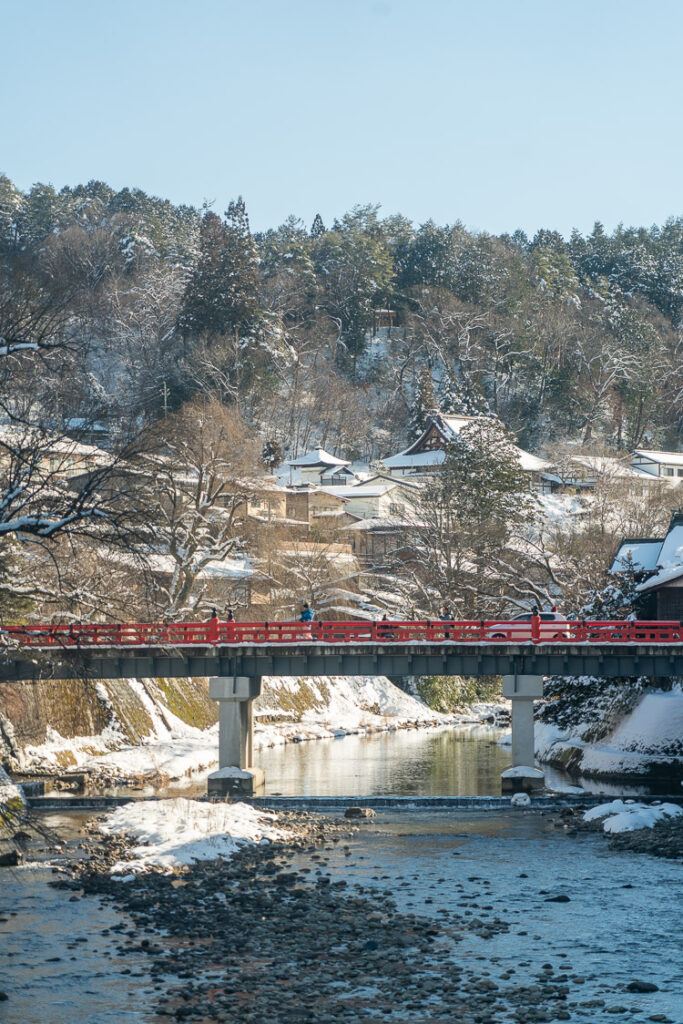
[2, 174, 682, 459]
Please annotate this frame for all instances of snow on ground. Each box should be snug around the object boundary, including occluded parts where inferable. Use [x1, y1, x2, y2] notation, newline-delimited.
[583, 799, 683, 833]
[18, 674, 477, 785]
[537, 492, 586, 524]
[86, 731, 219, 783]
[100, 798, 290, 874]
[534, 687, 683, 778]
[253, 675, 453, 749]
[0, 764, 25, 810]
[20, 689, 220, 783]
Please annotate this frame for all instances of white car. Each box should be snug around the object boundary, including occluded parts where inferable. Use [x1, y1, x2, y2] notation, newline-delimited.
[486, 611, 571, 641]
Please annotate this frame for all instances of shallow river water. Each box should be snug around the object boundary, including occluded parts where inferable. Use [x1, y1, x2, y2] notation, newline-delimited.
[2, 808, 682, 1023]
[257, 724, 654, 797]
[293, 810, 683, 1022]
[1, 728, 679, 1022]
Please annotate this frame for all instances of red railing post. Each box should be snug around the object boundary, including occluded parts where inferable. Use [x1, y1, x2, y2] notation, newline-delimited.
[208, 615, 219, 645]
[531, 612, 540, 644]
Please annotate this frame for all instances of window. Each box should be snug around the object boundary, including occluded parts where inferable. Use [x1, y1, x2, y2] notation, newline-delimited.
[389, 503, 403, 516]
[664, 468, 675, 477]
[677, 469, 683, 477]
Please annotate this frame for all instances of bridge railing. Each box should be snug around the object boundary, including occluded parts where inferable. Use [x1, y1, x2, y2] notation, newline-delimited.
[1, 618, 682, 649]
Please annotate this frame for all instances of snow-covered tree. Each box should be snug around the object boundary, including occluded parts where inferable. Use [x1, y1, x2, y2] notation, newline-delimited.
[181, 199, 262, 339]
[408, 368, 437, 440]
[310, 213, 326, 238]
[405, 418, 537, 615]
[439, 368, 488, 416]
[312, 221, 394, 365]
[580, 552, 649, 619]
[261, 438, 283, 471]
[138, 398, 260, 618]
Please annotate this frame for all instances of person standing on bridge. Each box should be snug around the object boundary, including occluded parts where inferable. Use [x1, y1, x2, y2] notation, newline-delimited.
[299, 602, 315, 623]
[225, 608, 235, 622]
[378, 612, 396, 641]
[440, 605, 454, 640]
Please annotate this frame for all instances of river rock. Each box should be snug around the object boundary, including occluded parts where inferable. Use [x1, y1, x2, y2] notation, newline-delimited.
[626, 979, 659, 993]
[344, 807, 376, 819]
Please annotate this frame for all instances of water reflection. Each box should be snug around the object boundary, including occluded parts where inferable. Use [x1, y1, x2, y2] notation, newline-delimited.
[260, 725, 516, 796]
[259, 725, 661, 798]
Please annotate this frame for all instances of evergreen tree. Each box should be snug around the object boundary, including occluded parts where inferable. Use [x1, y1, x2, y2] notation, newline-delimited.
[439, 368, 488, 416]
[181, 198, 261, 338]
[413, 419, 536, 615]
[312, 226, 393, 366]
[580, 553, 649, 619]
[397, 220, 458, 290]
[310, 213, 326, 237]
[409, 368, 437, 440]
[261, 438, 284, 471]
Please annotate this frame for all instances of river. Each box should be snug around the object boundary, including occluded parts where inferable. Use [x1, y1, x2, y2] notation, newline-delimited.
[256, 724, 655, 797]
[3, 806, 682, 1024]
[1, 727, 677, 1022]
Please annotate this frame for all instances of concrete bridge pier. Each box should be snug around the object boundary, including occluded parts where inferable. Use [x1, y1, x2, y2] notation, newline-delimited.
[207, 676, 265, 798]
[501, 674, 545, 794]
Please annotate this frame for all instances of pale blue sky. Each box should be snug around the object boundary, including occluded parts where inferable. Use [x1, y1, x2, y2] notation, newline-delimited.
[2, 0, 682, 235]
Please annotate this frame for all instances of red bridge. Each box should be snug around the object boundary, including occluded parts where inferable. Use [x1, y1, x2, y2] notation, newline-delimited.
[2, 618, 682, 684]
[2, 618, 682, 649]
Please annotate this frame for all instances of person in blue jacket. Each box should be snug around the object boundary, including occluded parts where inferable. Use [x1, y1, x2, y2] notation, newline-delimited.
[299, 602, 314, 622]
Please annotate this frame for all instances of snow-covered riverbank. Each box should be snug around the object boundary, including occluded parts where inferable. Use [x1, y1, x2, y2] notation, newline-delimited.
[533, 685, 683, 785]
[4, 674, 506, 788]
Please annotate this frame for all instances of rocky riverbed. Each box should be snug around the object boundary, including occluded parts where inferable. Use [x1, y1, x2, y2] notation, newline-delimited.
[16, 804, 673, 1024]
[50, 811, 574, 1024]
[3, 803, 682, 1024]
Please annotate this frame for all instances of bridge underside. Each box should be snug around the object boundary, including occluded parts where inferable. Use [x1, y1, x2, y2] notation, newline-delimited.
[2, 642, 683, 681]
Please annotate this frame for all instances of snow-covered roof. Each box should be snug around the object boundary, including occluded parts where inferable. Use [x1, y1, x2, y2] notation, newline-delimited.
[382, 450, 446, 469]
[655, 524, 683, 568]
[636, 564, 683, 592]
[633, 449, 683, 466]
[321, 484, 397, 498]
[610, 540, 663, 573]
[344, 516, 416, 531]
[362, 472, 422, 490]
[320, 465, 355, 476]
[311, 509, 356, 519]
[518, 450, 551, 472]
[399, 414, 475, 458]
[286, 448, 350, 468]
[441, 414, 480, 434]
[107, 551, 253, 579]
[0, 424, 110, 463]
[382, 446, 549, 473]
[568, 455, 654, 480]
